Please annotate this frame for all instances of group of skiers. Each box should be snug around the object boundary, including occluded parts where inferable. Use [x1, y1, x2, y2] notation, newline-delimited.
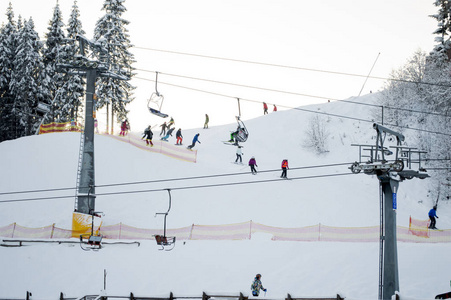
[141, 117, 185, 147]
[263, 102, 277, 115]
[245, 155, 289, 178]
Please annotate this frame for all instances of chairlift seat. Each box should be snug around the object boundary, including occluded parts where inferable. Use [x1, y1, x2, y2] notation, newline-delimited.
[148, 107, 168, 118]
[36, 102, 51, 114]
[88, 235, 102, 246]
[154, 235, 176, 246]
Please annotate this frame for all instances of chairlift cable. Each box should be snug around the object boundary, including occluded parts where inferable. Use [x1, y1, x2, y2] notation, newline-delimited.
[0, 172, 355, 204]
[134, 76, 451, 137]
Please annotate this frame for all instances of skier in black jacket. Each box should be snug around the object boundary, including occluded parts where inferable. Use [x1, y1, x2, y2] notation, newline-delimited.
[176, 128, 183, 145]
[142, 125, 154, 146]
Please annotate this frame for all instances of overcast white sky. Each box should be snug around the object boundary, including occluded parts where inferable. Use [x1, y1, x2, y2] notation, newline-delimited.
[2, 0, 438, 131]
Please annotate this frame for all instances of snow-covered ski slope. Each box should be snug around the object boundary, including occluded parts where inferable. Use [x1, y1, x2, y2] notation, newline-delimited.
[1, 92, 450, 299]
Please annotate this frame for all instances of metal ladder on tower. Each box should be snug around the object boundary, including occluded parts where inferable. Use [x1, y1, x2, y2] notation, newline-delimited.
[74, 129, 86, 211]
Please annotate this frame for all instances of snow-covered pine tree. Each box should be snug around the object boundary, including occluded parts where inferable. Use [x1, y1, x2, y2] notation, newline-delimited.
[9, 17, 45, 137]
[42, 2, 67, 123]
[375, 0, 451, 202]
[0, 3, 19, 142]
[94, 0, 135, 133]
[60, 0, 86, 124]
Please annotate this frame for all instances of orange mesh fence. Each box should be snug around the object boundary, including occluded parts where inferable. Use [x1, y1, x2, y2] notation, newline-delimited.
[1, 220, 450, 243]
[252, 222, 320, 241]
[39, 121, 82, 134]
[408, 216, 430, 238]
[319, 225, 379, 242]
[106, 133, 197, 163]
[190, 222, 251, 240]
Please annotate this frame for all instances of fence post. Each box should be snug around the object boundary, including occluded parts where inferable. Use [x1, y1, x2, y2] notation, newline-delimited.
[189, 224, 194, 240]
[169, 292, 174, 300]
[12, 222, 16, 238]
[202, 292, 209, 300]
[286, 293, 292, 300]
[50, 223, 55, 239]
[318, 223, 321, 242]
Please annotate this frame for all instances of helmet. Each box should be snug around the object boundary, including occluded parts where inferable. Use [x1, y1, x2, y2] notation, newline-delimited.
[256, 274, 261, 279]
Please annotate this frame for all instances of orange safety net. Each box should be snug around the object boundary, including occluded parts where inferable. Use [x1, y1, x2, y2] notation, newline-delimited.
[106, 132, 197, 163]
[408, 216, 430, 238]
[2, 220, 451, 243]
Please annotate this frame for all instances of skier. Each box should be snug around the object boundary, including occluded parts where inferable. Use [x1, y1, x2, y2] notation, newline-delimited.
[120, 119, 129, 136]
[70, 118, 76, 131]
[142, 125, 154, 147]
[428, 205, 439, 229]
[187, 133, 201, 149]
[204, 114, 209, 129]
[263, 102, 268, 115]
[161, 127, 175, 141]
[160, 122, 168, 136]
[251, 274, 267, 297]
[176, 128, 183, 145]
[94, 118, 99, 133]
[273, 104, 277, 112]
[229, 129, 239, 144]
[249, 156, 258, 174]
[235, 146, 243, 164]
[281, 159, 289, 178]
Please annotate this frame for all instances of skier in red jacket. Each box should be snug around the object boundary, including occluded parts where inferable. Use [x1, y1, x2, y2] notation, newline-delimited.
[281, 159, 289, 178]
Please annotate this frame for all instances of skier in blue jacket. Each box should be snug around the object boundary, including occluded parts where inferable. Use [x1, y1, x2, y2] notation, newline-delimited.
[187, 133, 201, 149]
[428, 205, 438, 229]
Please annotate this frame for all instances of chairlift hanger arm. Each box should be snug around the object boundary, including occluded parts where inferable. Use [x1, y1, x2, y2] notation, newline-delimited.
[373, 123, 405, 144]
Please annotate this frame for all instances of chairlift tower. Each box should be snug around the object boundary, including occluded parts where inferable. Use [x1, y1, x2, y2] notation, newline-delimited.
[57, 35, 130, 215]
[350, 123, 429, 300]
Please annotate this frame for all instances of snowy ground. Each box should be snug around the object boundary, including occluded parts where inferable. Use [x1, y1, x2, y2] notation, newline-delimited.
[1, 93, 450, 299]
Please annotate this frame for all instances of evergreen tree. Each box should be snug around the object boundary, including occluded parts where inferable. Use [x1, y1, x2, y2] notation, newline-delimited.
[0, 3, 18, 141]
[94, 0, 134, 131]
[42, 2, 66, 123]
[376, 0, 451, 201]
[58, 0, 86, 123]
[9, 17, 45, 137]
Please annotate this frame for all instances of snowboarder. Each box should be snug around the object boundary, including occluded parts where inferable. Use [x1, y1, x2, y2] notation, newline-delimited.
[273, 104, 277, 112]
[249, 156, 258, 174]
[187, 133, 201, 149]
[263, 102, 268, 115]
[120, 119, 129, 136]
[235, 146, 243, 163]
[161, 127, 175, 141]
[251, 274, 267, 297]
[204, 114, 209, 129]
[428, 205, 439, 229]
[160, 122, 168, 136]
[168, 117, 175, 128]
[281, 159, 289, 178]
[142, 125, 154, 147]
[176, 128, 183, 145]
